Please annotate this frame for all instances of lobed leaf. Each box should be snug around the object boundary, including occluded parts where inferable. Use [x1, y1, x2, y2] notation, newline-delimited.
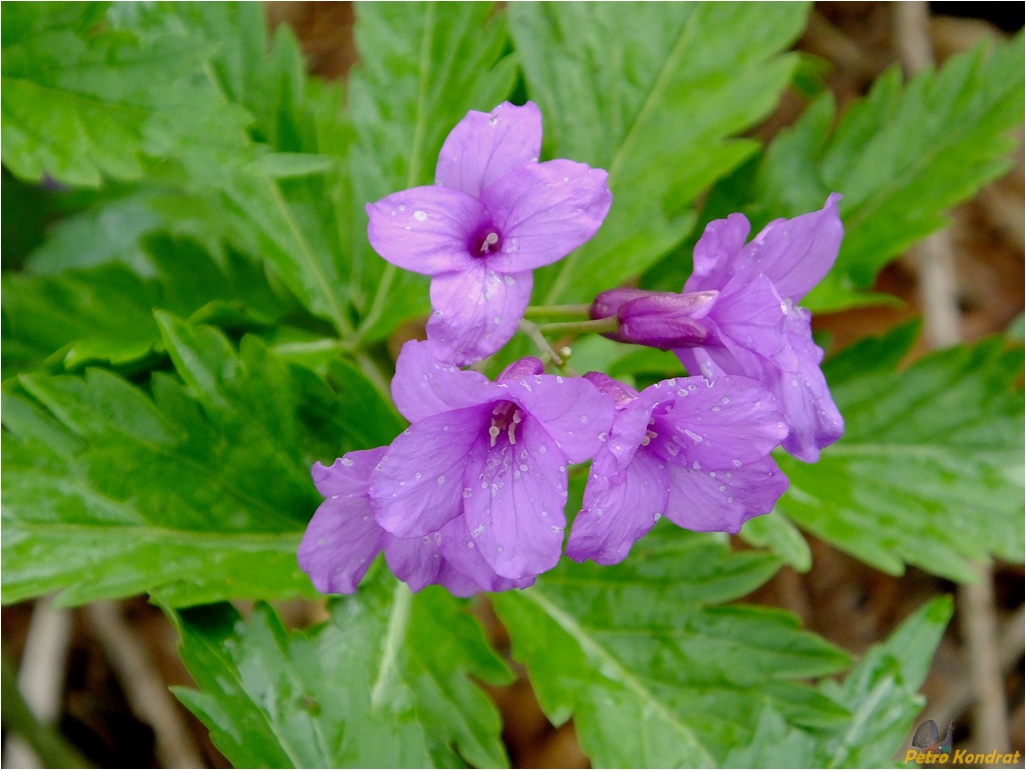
[493, 525, 852, 766]
[776, 326, 1025, 581]
[509, 2, 810, 305]
[676, 33, 1025, 311]
[1, 317, 395, 607]
[172, 574, 511, 768]
[347, 1, 518, 342]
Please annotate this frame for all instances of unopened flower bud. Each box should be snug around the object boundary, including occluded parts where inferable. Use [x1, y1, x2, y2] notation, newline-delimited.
[615, 290, 719, 348]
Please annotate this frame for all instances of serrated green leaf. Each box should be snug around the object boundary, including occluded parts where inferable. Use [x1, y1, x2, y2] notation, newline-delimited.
[507, 2, 809, 306]
[702, 34, 1025, 312]
[726, 596, 953, 768]
[1, 2, 250, 187]
[493, 525, 851, 766]
[348, 1, 517, 341]
[172, 575, 511, 768]
[3, 235, 296, 377]
[777, 328, 1025, 581]
[1, 317, 393, 607]
[740, 511, 813, 572]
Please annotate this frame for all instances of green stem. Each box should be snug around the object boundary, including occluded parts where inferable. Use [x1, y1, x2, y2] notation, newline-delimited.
[523, 304, 592, 321]
[1, 651, 91, 768]
[536, 317, 620, 336]
[354, 349, 394, 398]
[517, 320, 577, 376]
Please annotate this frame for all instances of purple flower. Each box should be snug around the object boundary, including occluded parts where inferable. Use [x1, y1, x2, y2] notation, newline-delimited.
[298, 447, 533, 596]
[566, 373, 790, 566]
[368, 340, 615, 581]
[592, 195, 845, 462]
[366, 102, 613, 366]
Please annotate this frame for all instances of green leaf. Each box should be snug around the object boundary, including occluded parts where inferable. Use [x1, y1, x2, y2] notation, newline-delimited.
[718, 34, 1025, 312]
[740, 512, 813, 573]
[507, 2, 810, 305]
[776, 327, 1025, 581]
[3, 235, 297, 376]
[348, 1, 517, 341]
[724, 596, 953, 768]
[1, 316, 395, 607]
[1, 2, 250, 187]
[244, 152, 338, 178]
[172, 576, 511, 768]
[493, 525, 851, 766]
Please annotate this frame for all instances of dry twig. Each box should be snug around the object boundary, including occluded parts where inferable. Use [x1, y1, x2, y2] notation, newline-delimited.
[85, 601, 205, 768]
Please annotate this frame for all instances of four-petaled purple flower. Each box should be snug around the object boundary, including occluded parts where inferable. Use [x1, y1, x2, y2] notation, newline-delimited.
[567, 373, 790, 566]
[367, 340, 614, 582]
[298, 447, 532, 596]
[367, 101, 613, 366]
[592, 195, 845, 462]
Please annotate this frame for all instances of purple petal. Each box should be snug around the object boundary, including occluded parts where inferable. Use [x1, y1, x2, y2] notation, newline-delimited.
[437, 516, 537, 593]
[426, 263, 533, 366]
[502, 373, 615, 463]
[497, 356, 544, 381]
[686, 212, 752, 293]
[738, 193, 843, 303]
[599, 385, 666, 471]
[664, 455, 789, 534]
[676, 345, 736, 380]
[708, 273, 787, 359]
[647, 376, 787, 469]
[775, 307, 844, 462]
[299, 450, 387, 594]
[567, 449, 669, 565]
[370, 409, 487, 537]
[590, 286, 651, 322]
[480, 159, 613, 272]
[435, 102, 543, 199]
[391, 339, 502, 424]
[462, 416, 568, 580]
[383, 530, 446, 592]
[582, 371, 640, 409]
[366, 186, 485, 275]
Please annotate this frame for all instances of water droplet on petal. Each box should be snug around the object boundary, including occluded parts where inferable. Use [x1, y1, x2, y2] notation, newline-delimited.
[413, 210, 427, 221]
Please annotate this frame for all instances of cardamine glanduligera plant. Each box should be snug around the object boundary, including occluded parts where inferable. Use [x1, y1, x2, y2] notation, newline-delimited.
[299, 101, 845, 594]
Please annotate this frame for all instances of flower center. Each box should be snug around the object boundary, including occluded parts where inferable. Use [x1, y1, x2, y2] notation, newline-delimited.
[487, 401, 522, 447]
[470, 222, 502, 258]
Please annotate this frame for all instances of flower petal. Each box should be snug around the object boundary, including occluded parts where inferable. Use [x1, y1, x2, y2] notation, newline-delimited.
[567, 449, 669, 565]
[463, 416, 568, 580]
[774, 307, 844, 461]
[391, 339, 502, 423]
[299, 451, 387, 594]
[709, 272, 787, 359]
[686, 212, 752, 293]
[502, 372, 615, 463]
[480, 159, 613, 272]
[384, 530, 446, 592]
[435, 101, 543, 199]
[649, 375, 787, 469]
[370, 409, 487, 537]
[426, 263, 533, 366]
[366, 186, 485, 275]
[664, 455, 789, 534]
[739, 193, 843, 303]
[437, 516, 537, 593]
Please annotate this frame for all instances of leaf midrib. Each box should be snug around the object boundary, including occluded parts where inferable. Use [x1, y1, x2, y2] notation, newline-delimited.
[525, 587, 716, 766]
[543, 10, 699, 305]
